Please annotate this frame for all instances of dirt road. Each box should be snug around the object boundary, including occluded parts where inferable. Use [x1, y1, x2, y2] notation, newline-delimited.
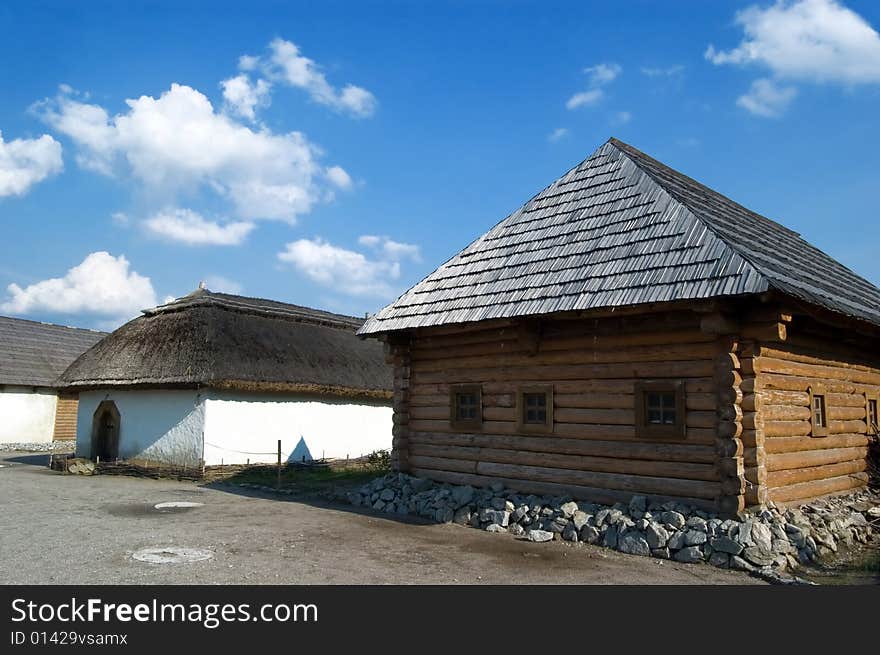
[0, 451, 761, 584]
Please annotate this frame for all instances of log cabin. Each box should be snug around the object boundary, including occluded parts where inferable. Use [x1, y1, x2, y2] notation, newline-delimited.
[358, 137, 880, 516]
[58, 288, 392, 469]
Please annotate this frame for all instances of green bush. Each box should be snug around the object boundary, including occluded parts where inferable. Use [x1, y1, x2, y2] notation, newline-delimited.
[366, 448, 391, 471]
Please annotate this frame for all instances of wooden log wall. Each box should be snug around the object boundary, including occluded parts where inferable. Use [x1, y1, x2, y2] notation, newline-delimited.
[743, 327, 876, 505]
[397, 312, 729, 511]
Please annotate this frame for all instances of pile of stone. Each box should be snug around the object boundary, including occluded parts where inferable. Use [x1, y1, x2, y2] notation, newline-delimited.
[0, 442, 74, 453]
[347, 473, 878, 575]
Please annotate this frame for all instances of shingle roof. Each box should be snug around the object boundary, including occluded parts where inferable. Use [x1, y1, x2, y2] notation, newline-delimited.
[58, 289, 392, 398]
[360, 138, 880, 334]
[0, 316, 106, 388]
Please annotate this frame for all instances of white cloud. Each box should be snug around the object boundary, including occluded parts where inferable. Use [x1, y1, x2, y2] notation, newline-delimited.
[203, 275, 243, 295]
[221, 74, 271, 121]
[584, 63, 622, 86]
[262, 38, 377, 118]
[358, 234, 421, 262]
[641, 65, 685, 77]
[706, 0, 880, 84]
[611, 111, 632, 125]
[143, 207, 255, 246]
[111, 211, 129, 226]
[1, 251, 158, 320]
[325, 165, 353, 190]
[40, 84, 345, 223]
[238, 55, 260, 71]
[566, 89, 604, 110]
[547, 127, 570, 142]
[0, 130, 63, 197]
[279, 238, 403, 297]
[736, 78, 798, 117]
[567, 61, 621, 111]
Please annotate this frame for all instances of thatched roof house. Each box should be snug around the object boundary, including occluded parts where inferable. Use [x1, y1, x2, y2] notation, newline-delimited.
[0, 315, 105, 443]
[61, 289, 392, 468]
[360, 137, 880, 515]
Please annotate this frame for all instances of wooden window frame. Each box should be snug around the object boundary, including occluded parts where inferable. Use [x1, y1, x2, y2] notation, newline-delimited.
[516, 385, 554, 434]
[635, 380, 686, 440]
[865, 392, 879, 436]
[450, 384, 483, 431]
[809, 384, 829, 437]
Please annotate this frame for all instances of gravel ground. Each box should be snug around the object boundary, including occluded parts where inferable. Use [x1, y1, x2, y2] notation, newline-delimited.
[0, 451, 762, 585]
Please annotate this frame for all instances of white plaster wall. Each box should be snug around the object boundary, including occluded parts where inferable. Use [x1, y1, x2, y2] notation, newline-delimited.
[75, 389, 205, 468]
[0, 388, 58, 443]
[203, 392, 392, 465]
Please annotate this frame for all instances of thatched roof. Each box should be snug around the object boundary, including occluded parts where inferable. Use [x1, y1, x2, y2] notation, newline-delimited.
[0, 315, 106, 388]
[361, 137, 880, 335]
[58, 289, 391, 400]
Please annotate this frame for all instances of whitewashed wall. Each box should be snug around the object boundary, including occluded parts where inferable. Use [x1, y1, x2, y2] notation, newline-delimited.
[75, 389, 204, 468]
[202, 391, 392, 466]
[0, 388, 58, 443]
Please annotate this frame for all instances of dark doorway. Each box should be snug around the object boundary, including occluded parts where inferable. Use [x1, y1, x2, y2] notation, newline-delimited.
[91, 400, 120, 462]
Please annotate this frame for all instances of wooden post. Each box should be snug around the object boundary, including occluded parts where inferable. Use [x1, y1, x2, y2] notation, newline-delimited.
[276, 439, 282, 490]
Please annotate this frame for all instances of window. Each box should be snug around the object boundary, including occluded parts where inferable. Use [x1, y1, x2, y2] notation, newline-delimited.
[866, 394, 878, 436]
[517, 385, 554, 433]
[635, 380, 686, 439]
[450, 384, 482, 430]
[809, 385, 828, 437]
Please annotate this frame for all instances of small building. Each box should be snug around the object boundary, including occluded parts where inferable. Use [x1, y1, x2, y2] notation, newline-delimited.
[58, 289, 392, 469]
[359, 137, 880, 515]
[0, 316, 106, 444]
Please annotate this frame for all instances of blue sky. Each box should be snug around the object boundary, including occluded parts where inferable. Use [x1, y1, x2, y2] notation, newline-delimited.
[1, 0, 879, 329]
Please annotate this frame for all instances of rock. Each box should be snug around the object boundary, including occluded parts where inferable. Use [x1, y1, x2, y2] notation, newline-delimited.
[595, 509, 613, 527]
[750, 522, 773, 552]
[379, 488, 396, 501]
[742, 546, 774, 567]
[684, 529, 707, 546]
[512, 506, 529, 523]
[730, 555, 755, 572]
[635, 518, 650, 531]
[661, 511, 686, 530]
[560, 501, 579, 518]
[453, 507, 472, 525]
[603, 525, 619, 549]
[667, 530, 686, 550]
[651, 547, 670, 559]
[645, 523, 669, 549]
[628, 495, 647, 513]
[451, 485, 475, 507]
[571, 511, 591, 531]
[509, 523, 525, 536]
[528, 529, 554, 543]
[618, 534, 651, 557]
[673, 546, 704, 563]
[784, 524, 808, 548]
[435, 507, 454, 523]
[490, 497, 507, 511]
[372, 500, 386, 511]
[709, 536, 743, 555]
[579, 526, 601, 545]
[866, 506, 880, 519]
[709, 552, 730, 568]
[563, 524, 579, 542]
[485, 523, 506, 533]
[489, 481, 505, 493]
[411, 477, 432, 492]
[685, 516, 708, 532]
[771, 538, 793, 555]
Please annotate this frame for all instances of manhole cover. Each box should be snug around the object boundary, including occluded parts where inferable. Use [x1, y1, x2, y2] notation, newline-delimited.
[131, 547, 213, 564]
[154, 501, 204, 510]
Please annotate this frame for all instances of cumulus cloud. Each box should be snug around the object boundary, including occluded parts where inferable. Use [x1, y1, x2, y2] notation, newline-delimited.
[358, 235, 421, 262]
[706, 0, 880, 115]
[641, 65, 685, 77]
[325, 165, 353, 190]
[260, 38, 377, 118]
[0, 251, 159, 320]
[143, 207, 255, 246]
[736, 78, 798, 117]
[566, 62, 621, 110]
[221, 74, 271, 120]
[0, 130, 63, 197]
[278, 237, 410, 297]
[39, 83, 345, 223]
[547, 127, 570, 142]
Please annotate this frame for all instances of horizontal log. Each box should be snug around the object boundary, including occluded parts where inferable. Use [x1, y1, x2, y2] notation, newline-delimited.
[764, 433, 868, 454]
[768, 472, 868, 504]
[760, 390, 809, 406]
[763, 404, 811, 421]
[753, 357, 880, 386]
[411, 360, 716, 385]
[759, 345, 880, 376]
[740, 429, 765, 448]
[552, 407, 634, 425]
[767, 459, 866, 488]
[409, 443, 720, 481]
[757, 374, 866, 394]
[474, 461, 720, 499]
[409, 455, 476, 474]
[829, 419, 867, 434]
[409, 378, 716, 397]
[766, 446, 867, 472]
[741, 321, 786, 342]
[407, 431, 718, 463]
[764, 420, 811, 438]
[407, 467, 717, 510]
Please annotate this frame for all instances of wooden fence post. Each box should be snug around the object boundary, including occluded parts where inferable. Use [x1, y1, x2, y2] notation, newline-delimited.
[276, 439, 282, 490]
